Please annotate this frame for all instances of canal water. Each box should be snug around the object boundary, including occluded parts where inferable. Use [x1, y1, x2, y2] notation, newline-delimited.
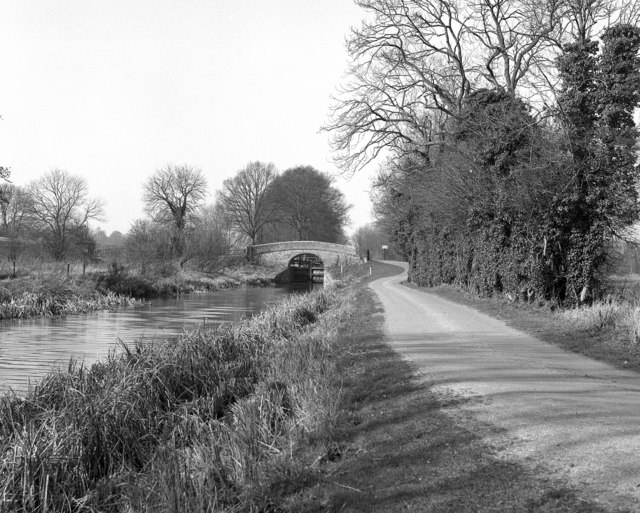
[0, 285, 309, 394]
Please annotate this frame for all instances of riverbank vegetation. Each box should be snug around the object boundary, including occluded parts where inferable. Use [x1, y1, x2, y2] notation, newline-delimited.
[94, 262, 275, 299]
[0, 265, 139, 320]
[0, 269, 363, 512]
[0, 259, 276, 321]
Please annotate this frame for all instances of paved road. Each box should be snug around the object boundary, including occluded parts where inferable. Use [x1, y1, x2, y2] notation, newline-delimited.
[369, 262, 640, 510]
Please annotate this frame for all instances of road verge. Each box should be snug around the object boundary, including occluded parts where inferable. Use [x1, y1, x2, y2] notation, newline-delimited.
[414, 283, 640, 373]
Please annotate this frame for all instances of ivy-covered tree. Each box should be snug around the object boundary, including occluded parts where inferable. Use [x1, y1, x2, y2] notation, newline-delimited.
[556, 24, 640, 302]
[594, 24, 640, 229]
[554, 39, 599, 302]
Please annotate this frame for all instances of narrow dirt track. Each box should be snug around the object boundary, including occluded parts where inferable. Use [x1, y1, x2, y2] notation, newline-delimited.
[369, 262, 640, 510]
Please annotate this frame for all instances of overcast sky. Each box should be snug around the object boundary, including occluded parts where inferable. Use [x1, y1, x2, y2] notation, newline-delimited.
[0, 1, 374, 236]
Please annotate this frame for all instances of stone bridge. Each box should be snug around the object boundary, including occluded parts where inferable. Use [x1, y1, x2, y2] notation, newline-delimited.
[247, 241, 358, 281]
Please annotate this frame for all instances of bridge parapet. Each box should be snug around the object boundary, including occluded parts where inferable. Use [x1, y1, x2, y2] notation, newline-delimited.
[247, 240, 358, 268]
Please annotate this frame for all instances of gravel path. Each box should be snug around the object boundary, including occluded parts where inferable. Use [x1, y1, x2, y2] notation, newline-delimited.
[369, 262, 640, 510]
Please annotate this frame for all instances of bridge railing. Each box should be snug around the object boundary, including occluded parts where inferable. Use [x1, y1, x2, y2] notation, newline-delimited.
[248, 240, 356, 256]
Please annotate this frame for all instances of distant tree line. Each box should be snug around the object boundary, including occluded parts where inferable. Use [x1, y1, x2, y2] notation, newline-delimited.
[0, 161, 351, 274]
[352, 223, 401, 261]
[329, 0, 640, 304]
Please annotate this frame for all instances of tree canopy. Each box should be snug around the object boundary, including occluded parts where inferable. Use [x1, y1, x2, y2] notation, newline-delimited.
[266, 166, 352, 243]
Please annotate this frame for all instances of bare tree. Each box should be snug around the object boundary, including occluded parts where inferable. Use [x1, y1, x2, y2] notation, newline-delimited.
[555, 0, 640, 43]
[0, 184, 31, 260]
[125, 219, 173, 274]
[325, 0, 562, 175]
[142, 164, 207, 258]
[27, 169, 105, 260]
[186, 203, 245, 272]
[218, 161, 278, 245]
[469, 0, 561, 96]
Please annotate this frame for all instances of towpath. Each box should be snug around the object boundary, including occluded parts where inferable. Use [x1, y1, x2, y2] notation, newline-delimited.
[369, 261, 640, 510]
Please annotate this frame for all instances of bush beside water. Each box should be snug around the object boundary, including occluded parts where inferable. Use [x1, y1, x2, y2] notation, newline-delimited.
[0, 272, 141, 320]
[0, 280, 355, 512]
[0, 289, 138, 319]
[96, 263, 274, 299]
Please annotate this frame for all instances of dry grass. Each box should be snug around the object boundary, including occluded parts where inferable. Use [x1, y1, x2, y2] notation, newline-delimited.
[560, 296, 640, 346]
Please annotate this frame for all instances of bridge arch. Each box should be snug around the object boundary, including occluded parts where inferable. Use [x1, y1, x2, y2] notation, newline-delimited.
[288, 253, 324, 283]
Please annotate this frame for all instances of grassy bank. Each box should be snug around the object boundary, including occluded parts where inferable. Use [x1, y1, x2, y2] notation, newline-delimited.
[0, 271, 360, 512]
[416, 282, 640, 372]
[94, 263, 275, 299]
[0, 272, 141, 320]
[0, 263, 276, 321]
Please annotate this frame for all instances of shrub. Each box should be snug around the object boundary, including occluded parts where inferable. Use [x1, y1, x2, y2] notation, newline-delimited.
[95, 262, 157, 299]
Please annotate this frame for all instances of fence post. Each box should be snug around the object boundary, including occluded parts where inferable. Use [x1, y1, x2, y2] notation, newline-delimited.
[67, 263, 70, 277]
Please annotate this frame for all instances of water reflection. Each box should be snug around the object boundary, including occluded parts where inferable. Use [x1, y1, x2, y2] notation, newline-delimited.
[0, 285, 301, 393]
